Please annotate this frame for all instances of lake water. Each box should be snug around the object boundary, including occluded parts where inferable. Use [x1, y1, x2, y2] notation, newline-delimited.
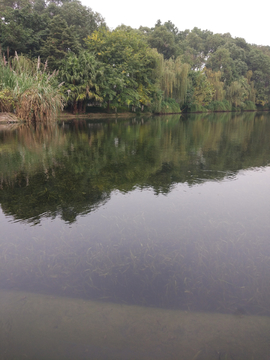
[0, 112, 270, 359]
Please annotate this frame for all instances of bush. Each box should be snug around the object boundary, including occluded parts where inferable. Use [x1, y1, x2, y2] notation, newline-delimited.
[241, 101, 256, 111]
[222, 100, 232, 111]
[207, 101, 225, 112]
[188, 104, 207, 113]
[231, 106, 241, 112]
[207, 100, 232, 112]
[159, 98, 181, 114]
[0, 54, 63, 122]
[256, 102, 270, 111]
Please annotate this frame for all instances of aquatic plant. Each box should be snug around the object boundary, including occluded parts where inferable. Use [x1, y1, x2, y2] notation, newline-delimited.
[0, 52, 63, 122]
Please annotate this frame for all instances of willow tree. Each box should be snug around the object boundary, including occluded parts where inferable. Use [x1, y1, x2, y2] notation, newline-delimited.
[245, 70, 256, 104]
[225, 77, 254, 108]
[159, 56, 189, 106]
[189, 70, 215, 107]
[205, 68, 225, 101]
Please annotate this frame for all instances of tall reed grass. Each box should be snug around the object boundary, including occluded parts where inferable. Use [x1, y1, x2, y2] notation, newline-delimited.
[0, 53, 63, 122]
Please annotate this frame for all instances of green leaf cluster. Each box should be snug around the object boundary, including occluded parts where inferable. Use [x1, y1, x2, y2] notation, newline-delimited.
[58, 50, 103, 113]
[84, 29, 161, 111]
[0, 0, 105, 66]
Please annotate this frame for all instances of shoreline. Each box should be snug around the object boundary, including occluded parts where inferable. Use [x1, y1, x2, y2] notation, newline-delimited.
[0, 112, 21, 123]
[1, 109, 269, 124]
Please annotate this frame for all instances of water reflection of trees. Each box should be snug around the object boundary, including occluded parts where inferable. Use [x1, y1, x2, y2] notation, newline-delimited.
[0, 112, 270, 223]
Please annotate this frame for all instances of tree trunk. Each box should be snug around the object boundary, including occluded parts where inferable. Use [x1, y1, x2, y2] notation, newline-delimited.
[78, 101, 83, 114]
[73, 101, 78, 114]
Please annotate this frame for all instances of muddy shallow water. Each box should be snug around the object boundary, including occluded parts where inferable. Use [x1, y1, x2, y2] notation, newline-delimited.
[1, 289, 270, 360]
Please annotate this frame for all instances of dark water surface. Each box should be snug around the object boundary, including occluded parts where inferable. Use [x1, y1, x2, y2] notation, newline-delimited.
[1, 112, 270, 359]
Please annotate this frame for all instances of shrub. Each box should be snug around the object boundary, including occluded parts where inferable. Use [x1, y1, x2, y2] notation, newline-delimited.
[207, 100, 232, 112]
[159, 98, 181, 114]
[241, 101, 256, 111]
[188, 104, 207, 113]
[0, 54, 63, 122]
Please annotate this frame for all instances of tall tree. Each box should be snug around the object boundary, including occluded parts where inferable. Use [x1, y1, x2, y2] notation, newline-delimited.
[205, 68, 225, 101]
[54, 0, 106, 47]
[189, 71, 214, 107]
[206, 47, 233, 83]
[247, 48, 270, 105]
[147, 25, 178, 60]
[85, 28, 160, 110]
[159, 56, 189, 106]
[226, 78, 249, 108]
[0, 3, 49, 57]
[40, 15, 80, 70]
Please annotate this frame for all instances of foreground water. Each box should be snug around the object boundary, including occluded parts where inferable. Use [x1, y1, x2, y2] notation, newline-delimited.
[0, 112, 270, 359]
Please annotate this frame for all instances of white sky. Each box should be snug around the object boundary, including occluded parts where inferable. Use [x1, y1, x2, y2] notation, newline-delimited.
[81, 0, 270, 47]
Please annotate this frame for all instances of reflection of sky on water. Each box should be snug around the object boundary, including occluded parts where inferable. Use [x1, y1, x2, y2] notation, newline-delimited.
[76, 165, 270, 244]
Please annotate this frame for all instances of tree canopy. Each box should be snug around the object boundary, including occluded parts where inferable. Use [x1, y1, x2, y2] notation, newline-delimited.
[1, 3, 270, 114]
[85, 28, 161, 111]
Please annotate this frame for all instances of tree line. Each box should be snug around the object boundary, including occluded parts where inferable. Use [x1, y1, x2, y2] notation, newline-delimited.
[1, 0, 270, 119]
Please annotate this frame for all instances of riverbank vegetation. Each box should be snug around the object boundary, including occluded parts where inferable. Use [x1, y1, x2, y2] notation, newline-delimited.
[0, 53, 63, 121]
[1, 0, 270, 120]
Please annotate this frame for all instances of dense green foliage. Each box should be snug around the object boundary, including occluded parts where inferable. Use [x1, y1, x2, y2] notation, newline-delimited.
[1, 1, 270, 115]
[58, 50, 103, 113]
[0, 0, 105, 58]
[84, 28, 161, 112]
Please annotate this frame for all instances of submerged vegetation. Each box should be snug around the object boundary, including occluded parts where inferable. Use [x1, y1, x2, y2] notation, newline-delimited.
[1, 113, 270, 315]
[1, 0, 270, 120]
[2, 209, 270, 316]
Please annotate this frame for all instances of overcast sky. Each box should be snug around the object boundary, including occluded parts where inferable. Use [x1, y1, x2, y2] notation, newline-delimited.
[81, 0, 269, 46]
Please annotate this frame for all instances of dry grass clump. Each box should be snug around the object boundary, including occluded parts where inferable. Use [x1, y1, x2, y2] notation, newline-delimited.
[0, 52, 63, 122]
[16, 85, 63, 122]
